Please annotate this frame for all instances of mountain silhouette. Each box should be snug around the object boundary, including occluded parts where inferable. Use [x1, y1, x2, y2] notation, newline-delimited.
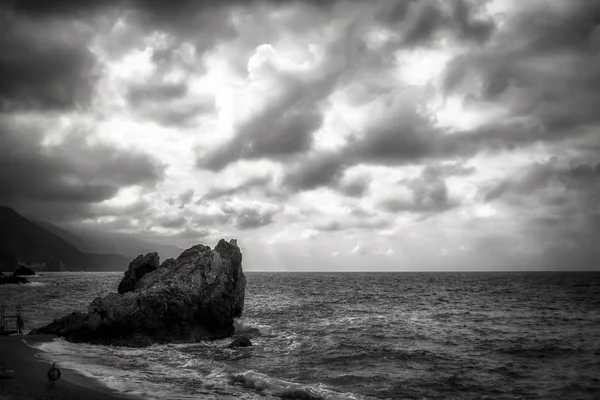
[0, 206, 129, 272]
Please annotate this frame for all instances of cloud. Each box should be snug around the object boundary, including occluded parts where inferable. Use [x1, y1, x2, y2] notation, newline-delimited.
[484, 159, 600, 203]
[376, 0, 494, 45]
[2, 0, 600, 271]
[284, 153, 345, 191]
[175, 189, 195, 206]
[171, 226, 212, 239]
[375, 162, 463, 215]
[221, 197, 280, 229]
[203, 176, 272, 201]
[336, 169, 370, 197]
[351, 241, 366, 256]
[0, 116, 165, 221]
[374, 248, 395, 256]
[197, 36, 351, 170]
[157, 215, 187, 229]
[442, 1, 600, 137]
[0, 6, 99, 111]
[477, 157, 600, 269]
[313, 215, 390, 232]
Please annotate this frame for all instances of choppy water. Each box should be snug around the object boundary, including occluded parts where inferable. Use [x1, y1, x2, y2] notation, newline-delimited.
[1, 272, 600, 399]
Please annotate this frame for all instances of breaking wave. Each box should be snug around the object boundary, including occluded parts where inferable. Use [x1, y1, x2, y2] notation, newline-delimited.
[231, 371, 364, 400]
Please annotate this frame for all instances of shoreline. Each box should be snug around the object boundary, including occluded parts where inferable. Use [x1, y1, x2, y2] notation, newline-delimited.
[0, 335, 137, 400]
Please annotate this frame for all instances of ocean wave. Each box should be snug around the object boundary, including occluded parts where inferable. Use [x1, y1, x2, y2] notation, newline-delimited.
[24, 281, 48, 287]
[32, 339, 235, 399]
[230, 371, 364, 400]
[233, 318, 264, 337]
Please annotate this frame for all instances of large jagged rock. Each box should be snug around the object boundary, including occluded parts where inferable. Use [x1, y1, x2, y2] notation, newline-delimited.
[117, 252, 159, 294]
[31, 239, 246, 346]
[159, 258, 176, 269]
[12, 265, 35, 276]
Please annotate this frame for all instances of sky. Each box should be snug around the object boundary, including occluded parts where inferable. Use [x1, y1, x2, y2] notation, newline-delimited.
[1, 0, 599, 271]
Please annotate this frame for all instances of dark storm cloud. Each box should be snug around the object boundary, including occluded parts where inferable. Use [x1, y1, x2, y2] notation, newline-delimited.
[0, 7, 99, 111]
[449, 0, 494, 43]
[191, 0, 497, 172]
[376, 0, 494, 45]
[442, 1, 600, 134]
[0, 0, 266, 113]
[9, 0, 331, 66]
[337, 173, 370, 197]
[197, 13, 373, 171]
[0, 118, 165, 220]
[284, 153, 345, 191]
[484, 160, 600, 203]
[270, 1, 597, 201]
[281, 93, 468, 194]
[9, 0, 118, 16]
[199, 105, 323, 170]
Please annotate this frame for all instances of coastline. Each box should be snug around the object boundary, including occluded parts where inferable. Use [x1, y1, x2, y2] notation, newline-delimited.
[0, 335, 137, 400]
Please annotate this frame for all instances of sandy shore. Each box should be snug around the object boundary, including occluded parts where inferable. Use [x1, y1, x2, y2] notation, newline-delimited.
[0, 335, 136, 400]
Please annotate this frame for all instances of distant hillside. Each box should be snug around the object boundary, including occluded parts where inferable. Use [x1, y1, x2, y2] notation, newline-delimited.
[37, 219, 183, 261]
[63, 227, 184, 261]
[0, 206, 91, 271]
[0, 206, 130, 272]
[87, 253, 130, 271]
[37, 221, 91, 253]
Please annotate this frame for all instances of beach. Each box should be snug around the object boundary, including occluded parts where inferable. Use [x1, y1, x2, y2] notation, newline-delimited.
[0, 335, 132, 400]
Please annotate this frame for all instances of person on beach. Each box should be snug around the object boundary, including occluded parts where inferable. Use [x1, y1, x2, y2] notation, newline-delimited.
[16, 315, 23, 336]
[47, 363, 61, 388]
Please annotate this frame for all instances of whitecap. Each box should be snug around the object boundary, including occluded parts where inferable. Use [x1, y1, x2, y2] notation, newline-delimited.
[231, 370, 365, 400]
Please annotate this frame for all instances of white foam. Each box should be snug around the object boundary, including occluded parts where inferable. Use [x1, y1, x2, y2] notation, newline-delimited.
[31, 338, 256, 400]
[231, 370, 365, 400]
[24, 281, 48, 287]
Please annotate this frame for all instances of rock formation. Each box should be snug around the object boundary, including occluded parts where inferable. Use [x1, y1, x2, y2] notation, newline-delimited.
[31, 239, 246, 346]
[159, 258, 176, 269]
[228, 337, 252, 348]
[117, 252, 159, 294]
[12, 265, 35, 276]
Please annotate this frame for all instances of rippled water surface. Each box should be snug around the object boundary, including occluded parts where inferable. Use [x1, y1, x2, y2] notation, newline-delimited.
[1, 272, 599, 399]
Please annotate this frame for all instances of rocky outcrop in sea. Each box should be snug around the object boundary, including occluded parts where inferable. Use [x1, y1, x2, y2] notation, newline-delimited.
[12, 265, 36, 276]
[31, 239, 246, 346]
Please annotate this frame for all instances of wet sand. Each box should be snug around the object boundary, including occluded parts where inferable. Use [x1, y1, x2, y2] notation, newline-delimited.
[0, 335, 135, 400]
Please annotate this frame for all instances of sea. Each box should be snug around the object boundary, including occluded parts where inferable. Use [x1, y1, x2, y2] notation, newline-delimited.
[1, 271, 599, 400]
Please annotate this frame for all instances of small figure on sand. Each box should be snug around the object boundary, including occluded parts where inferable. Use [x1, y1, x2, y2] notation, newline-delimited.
[47, 362, 61, 388]
[16, 315, 24, 336]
